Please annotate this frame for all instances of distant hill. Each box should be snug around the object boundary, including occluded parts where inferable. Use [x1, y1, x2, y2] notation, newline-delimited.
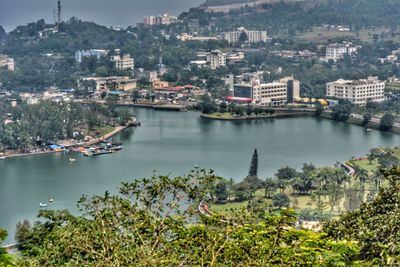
[196, 0, 400, 35]
[203, 0, 306, 7]
[204, 0, 253, 6]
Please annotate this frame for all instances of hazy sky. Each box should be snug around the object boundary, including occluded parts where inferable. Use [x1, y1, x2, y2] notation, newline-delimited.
[0, 0, 204, 31]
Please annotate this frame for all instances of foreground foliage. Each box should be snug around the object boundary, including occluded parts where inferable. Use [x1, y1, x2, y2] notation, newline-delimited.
[14, 170, 363, 266]
[325, 167, 400, 265]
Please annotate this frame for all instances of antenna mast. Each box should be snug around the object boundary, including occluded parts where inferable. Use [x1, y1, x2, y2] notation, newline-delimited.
[56, 1, 62, 29]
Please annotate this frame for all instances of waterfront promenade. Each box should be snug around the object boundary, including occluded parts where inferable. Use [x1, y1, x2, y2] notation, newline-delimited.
[0, 122, 139, 160]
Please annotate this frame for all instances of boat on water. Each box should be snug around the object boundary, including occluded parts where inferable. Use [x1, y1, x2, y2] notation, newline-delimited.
[110, 145, 123, 151]
[84, 149, 114, 157]
[366, 128, 372, 132]
[0, 156, 5, 160]
[49, 198, 54, 202]
[69, 158, 76, 162]
[39, 203, 48, 208]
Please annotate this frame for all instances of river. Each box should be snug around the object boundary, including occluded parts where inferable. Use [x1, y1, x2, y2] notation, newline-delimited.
[1, 108, 400, 242]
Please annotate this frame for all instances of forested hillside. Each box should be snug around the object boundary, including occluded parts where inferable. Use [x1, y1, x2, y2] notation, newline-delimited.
[206, 0, 400, 33]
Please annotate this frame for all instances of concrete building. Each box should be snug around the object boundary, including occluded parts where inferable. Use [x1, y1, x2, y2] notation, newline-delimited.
[111, 54, 134, 70]
[326, 76, 385, 106]
[326, 42, 359, 62]
[75, 49, 109, 63]
[144, 13, 178, 25]
[233, 76, 300, 106]
[0, 55, 15, 71]
[189, 60, 208, 69]
[206, 50, 227, 69]
[379, 49, 400, 64]
[222, 27, 267, 44]
[177, 33, 219, 42]
[83, 76, 137, 93]
[152, 79, 169, 89]
[226, 52, 245, 63]
[134, 68, 158, 82]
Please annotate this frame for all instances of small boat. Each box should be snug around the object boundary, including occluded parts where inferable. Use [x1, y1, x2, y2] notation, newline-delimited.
[366, 128, 372, 132]
[110, 145, 123, 151]
[49, 198, 54, 202]
[39, 203, 48, 208]
[69, 158, 76, 162]
[0, 156, 5, 160]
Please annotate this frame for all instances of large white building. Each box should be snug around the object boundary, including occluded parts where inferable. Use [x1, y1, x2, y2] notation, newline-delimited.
[326, 42, 359, 62]
[234, 76, 300, 106]
[206, 50, 227, 69]
[326, 76, 385, 106]
[222, 28, 267, 44]
[0, 55, 15, 71]
[111, 54, 134, 70]
[75, 49, 109, 63]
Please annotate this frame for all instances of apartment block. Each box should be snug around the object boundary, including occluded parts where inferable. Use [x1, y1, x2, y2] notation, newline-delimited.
[326, 76, 385, 105]
[222, 27, 267, 44]
[75, 49, 109, 63]
[326, 42, 359, 62]
[0, 55, 15, 71]
[111, 54, 134, 70]
[206, 50, 226, 69]
[143, 13, 178, 26]
[234, 76, 300, 106]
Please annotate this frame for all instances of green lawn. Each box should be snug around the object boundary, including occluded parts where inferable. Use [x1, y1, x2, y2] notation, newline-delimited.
[350, 159, 379, 175]
[91, 125, 115, 137]
[210, 201, 249, 212]
[206, 112, 235, 119]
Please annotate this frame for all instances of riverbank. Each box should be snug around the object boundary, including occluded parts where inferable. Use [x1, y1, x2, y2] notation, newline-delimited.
[320, 113, 400, 134]
[75, 99, 190, 111]
[0, 122, 139, 160]
[200, 111, 314, 121]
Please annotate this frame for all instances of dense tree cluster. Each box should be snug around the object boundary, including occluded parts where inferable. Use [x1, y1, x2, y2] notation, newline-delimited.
[325, 167, 400, 265]
[0, 100, 133, 152]
[3, 167, 400, 265]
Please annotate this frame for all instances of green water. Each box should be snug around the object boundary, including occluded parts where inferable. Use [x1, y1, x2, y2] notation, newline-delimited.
[1, 108, 399, 242]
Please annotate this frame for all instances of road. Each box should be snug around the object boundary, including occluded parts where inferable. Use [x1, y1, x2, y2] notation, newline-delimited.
[351, 113, 400, 128]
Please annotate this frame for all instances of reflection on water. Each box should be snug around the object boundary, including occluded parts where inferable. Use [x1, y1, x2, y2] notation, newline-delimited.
[1, 109, 400, 242]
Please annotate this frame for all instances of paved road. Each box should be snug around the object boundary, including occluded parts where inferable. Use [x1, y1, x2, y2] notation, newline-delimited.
[351, 113, 400, 128]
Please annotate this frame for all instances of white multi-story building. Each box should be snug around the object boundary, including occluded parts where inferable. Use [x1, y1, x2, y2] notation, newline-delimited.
[111, 54, 134, 70]
[206, 50, 227, 69]
[326, 76, 385, 106]
[222, 27, 267, 44]
[234, 76, 300, 106]
[75, 49, 109, 63]
[0, 55, 15, 71]
[143, 13, 178, 26]
[326, 42, 359, 62]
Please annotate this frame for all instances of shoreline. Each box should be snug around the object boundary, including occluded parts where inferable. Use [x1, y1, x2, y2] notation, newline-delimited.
[320, 113, 400, 134]
[0, 123, 138, 160]
[200, 111, 314, 121]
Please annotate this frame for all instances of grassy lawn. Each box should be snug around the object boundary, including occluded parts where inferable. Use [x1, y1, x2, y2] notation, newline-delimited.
[210, 201, 249, 212]
[90, 125, 115, 137]
[350, 159, 379, 175]
[206, 112, 235, 119]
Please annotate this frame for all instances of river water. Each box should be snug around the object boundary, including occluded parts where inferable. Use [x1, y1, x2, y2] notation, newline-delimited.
[1, 108, 400, 242]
